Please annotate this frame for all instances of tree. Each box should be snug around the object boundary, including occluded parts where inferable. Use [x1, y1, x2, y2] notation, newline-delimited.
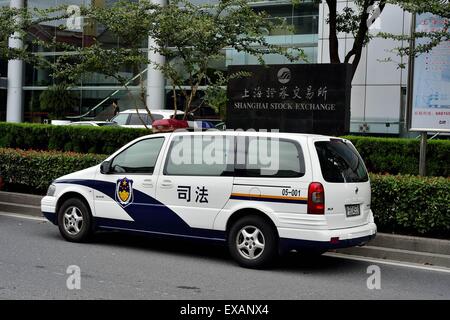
[379, 0, 449, 67]
[148, 0, 305, 118]
[2, 0, 305, 125]
[325, 0, 387, 78]
[39, 84, 79, 119]
[0, 4, 69, 65]
[323, 0, 449, 74]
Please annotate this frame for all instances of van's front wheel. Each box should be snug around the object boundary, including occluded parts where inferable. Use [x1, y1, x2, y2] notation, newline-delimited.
[228, 216, 278, 268]
[57, 198, 92, 242]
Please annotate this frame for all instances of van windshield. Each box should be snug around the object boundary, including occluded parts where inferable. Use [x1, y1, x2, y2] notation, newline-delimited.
[315, 140, 368, 183]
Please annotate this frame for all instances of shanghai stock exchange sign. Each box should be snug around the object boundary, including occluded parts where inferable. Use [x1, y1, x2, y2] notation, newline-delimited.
[226, 64, 352, 135]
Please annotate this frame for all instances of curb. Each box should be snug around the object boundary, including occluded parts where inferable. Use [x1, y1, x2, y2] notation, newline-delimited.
[1, 191, 449, 268]
[336, 233, 450, 268]
[336, 245, 450, 268]
[0, 190, 42, 206]
[0, 191, 42, 217]
[366, 232, 450, 255]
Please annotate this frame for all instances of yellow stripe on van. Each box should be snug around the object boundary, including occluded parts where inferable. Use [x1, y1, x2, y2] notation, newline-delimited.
[230, 193, 308, 202]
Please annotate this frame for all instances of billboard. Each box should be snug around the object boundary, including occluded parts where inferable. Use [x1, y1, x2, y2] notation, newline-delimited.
[226, 64, 352, 136]
[410, 13, 450, 132]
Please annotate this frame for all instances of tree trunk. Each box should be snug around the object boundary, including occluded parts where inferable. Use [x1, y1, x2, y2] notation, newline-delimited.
[344, 0, 386, 79]
[326, 0, 341, 64]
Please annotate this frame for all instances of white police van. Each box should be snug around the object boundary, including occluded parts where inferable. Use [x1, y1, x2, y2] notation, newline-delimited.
[41, 131, 376, 268]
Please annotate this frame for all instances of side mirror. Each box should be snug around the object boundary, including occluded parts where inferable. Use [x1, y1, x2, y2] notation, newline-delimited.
[100, 161, 112, 174]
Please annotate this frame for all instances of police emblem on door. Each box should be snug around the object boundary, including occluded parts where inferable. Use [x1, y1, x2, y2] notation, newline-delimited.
[116, 177, 133, 207]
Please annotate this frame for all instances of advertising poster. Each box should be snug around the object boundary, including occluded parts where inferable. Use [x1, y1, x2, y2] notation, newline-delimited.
[411, 13, 450, 132]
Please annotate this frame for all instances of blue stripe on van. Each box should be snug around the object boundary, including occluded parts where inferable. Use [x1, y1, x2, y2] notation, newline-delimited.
[55, 179, 226, 241]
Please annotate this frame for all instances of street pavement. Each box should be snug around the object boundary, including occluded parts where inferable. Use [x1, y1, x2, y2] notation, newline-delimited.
[0, 214, 449, 300]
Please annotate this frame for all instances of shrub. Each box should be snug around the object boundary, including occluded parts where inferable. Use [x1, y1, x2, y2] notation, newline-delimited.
[344, 135, 450, 177]
[0, 123, 448, 176]
[370, 174, 450, 238]
[0, 122, 149, 155]
[0, 148, 107, 193]
[39, 84, 79, 119]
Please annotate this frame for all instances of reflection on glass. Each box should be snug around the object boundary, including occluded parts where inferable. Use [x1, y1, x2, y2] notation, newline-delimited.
[21, 0, 320, 117]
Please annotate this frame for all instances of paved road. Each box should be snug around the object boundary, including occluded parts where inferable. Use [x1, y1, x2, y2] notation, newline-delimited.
[1, 214, 449, 300]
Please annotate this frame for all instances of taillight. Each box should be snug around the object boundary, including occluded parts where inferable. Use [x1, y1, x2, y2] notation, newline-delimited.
[308, 182, 324, 215]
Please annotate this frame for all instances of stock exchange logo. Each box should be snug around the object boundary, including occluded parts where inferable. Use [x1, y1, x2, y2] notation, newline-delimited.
[277, 67, 291, 84]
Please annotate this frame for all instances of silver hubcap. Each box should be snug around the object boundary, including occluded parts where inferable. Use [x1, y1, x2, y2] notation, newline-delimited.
[236, 225, 265, 260]
[63, 207, 83, 235]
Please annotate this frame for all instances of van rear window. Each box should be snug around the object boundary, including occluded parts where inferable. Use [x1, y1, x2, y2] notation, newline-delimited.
[315, 140, 368, 183]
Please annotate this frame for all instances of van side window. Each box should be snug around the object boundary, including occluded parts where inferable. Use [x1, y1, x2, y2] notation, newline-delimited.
[111, 138, 164, 174]
[315, 140, 368, 183]
[235, 138, 305, 178]
[164, 135, 234, 176]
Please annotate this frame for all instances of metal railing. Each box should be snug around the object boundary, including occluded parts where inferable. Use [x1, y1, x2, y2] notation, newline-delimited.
[66, 67, 148, 120]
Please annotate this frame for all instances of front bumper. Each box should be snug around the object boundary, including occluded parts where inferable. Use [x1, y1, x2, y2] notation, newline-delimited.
[41, 196, 57, 225]
[278, 222, 377, 252]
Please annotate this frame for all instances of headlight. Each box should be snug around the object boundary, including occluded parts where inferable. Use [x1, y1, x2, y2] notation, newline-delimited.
[46, 184, 56, 196]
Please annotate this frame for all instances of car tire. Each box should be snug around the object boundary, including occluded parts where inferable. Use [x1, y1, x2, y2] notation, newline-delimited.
[57, 198, 93, 242]
[228, 215, 278, 268]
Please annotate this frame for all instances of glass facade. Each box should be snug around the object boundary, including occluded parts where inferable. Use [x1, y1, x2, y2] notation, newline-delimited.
[24, 0, 143, 120]
[5, 0, 320, 121]
[228, 1, 318, 65]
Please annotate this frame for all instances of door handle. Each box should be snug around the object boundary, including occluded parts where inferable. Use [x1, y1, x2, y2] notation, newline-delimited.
[142, 179, 153, 188]
[160, 180, 173, 189]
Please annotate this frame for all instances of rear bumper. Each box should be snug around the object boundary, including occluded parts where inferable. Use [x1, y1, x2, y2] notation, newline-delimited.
[278, 222, 377, 252]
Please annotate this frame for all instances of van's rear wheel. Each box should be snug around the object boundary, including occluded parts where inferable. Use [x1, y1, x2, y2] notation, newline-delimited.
[58, 198, 92, 242]
[228, 215, 278, 268]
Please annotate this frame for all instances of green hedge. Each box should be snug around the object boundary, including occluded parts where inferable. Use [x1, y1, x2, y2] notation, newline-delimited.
[0, 122, 148, 155]
[0, 148, 107, 193]
[0, 123, 448, 176]
[370, 174, 450, 238]
[0, 148, 448, 238]
[344, 135, 450, 177]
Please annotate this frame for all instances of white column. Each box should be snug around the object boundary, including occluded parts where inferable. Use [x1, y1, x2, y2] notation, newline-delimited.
[6, 0, 25, 123]
[146, 0, 166, 110]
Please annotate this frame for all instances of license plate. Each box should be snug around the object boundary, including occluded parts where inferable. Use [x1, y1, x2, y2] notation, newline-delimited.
[345, 204, 360, 217]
